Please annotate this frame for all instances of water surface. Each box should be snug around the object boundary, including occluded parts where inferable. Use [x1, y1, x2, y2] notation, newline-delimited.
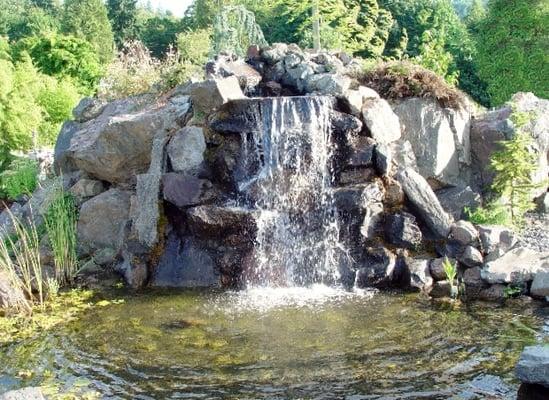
[0, 288, 546, 399]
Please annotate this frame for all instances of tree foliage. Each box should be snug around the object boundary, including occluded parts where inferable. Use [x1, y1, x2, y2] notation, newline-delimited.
[475, 0, 548, 105]
[107, 0, 139, 47]
[62, 0, 115, 64]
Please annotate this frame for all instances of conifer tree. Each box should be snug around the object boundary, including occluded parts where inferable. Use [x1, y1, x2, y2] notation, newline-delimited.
[107, 0, 139, 47]
[62, 0, 115, 64]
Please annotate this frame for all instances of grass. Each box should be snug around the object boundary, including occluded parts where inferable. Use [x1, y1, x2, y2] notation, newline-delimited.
[44, 187, 79, 286]
[465, 203, 513, 227]
[0, 208, 44, 313]
[0, 158, 39, 200]
[350, 60, 467, 109]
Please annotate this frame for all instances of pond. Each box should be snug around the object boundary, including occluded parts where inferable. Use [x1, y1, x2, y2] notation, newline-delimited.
[0, 287, 547, 399]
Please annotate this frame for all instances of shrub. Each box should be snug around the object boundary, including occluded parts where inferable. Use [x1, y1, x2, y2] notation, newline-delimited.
[0, 158, 39, 200]
[98, 40, 203, 101]
[352, 61, 467, 109]
[465, 203, 512, 226]
[44, 186, 78, 286]
[36, 75, 80, 145]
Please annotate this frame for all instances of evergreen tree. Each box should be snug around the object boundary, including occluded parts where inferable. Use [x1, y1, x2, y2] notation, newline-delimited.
[62, 0, 115, 64]
[107, 0, 139, 47]
[475, 0, 548, 105]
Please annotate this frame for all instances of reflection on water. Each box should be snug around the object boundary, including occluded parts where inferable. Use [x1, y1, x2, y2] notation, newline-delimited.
[0, 288, 545, 399]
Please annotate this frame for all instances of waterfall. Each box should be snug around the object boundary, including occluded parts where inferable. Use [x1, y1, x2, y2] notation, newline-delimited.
[239, 97, 345, 287]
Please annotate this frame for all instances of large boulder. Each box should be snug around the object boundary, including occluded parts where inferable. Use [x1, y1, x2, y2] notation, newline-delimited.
[471, 93, 549, 196]
[531, 270, 549, 299]
[206, 55, 262, 93]
[166, 126, 206, 175]
[393, 97, 471, 187]
[60, 96, 189, 184]
[361, 98, 401, 145]
[481, 247, 549, 284]
[190, 76, 246, 115]
[397, 168, 453, 238]
[516, 346, 549, 388]
[77, 188, 132, 255]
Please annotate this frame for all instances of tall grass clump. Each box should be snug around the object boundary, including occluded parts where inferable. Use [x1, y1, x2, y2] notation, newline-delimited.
[44, 187, 78, 286]
[0, 208, 44, 312]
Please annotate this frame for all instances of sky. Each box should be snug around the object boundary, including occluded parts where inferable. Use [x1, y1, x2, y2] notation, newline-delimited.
[145, 0, 193, 16]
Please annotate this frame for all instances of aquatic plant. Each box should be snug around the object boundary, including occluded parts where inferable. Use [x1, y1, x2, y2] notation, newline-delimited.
[44, 186, 79, 286]
[442, 257, 458, 299]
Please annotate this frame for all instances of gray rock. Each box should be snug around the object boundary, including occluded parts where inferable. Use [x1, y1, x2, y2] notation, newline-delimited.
[187, 206, 257, 246]
[430, 280, 453, 298]
[462, 266, 488, 299]
[459, 245, 484, 268]
[306, 73, 351, 96]
[77, 188, 131, 255]
[393, 97, 471, 187]
[0, 387, 45, 400]
[0, 270, 27, 311]
[374, 143, 392, 176]
[93, 247, 117, 266]
[69, 179, 105, 200]
[72, 97, 106, 122]
[340, 89, 364, 116]
[64, 98, 188, 184]
[338, 168, 376, 186]
[162, 173, 218, 208]
[516, 345, 549, 387]
[133, 131, 169, 248]
[537, 192, 549, 214]
[166, 126, 206, 175]
[356, 247, 397, 288]
[262, 43, 288, 65]
[206, 56, 262, 93]
[360, 202, 384, 238]
[407, 258, 434, 292]
[478, 284, 506, 302]
[191, 76, 246, 115]
[384, 212, 422, 249]
[436, 186, 481, 220]
[53, 120, 81, 174]
[152, 234, 219, 288]
[481, 247, 549, 284]
[390, 140, 418, 171]
[530, 270, 549, 298]
[397, 167, 453, 238]
[346, 135, 375, 168]
[450, 220, 479, 245]
[478, 225, 518, 256]
[362, 98, 401, 144]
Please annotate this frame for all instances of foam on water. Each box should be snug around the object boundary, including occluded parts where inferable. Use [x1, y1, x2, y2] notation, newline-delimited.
[214, 285, 376, 314]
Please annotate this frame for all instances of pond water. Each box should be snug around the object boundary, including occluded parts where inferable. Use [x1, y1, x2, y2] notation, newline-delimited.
[0, 287, 547, 399]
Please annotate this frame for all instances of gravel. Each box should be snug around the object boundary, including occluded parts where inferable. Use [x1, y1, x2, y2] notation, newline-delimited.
[518, 212, 549, 253]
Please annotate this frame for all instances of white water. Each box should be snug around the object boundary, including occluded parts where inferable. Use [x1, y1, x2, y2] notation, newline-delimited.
[240, 97, 347, 287]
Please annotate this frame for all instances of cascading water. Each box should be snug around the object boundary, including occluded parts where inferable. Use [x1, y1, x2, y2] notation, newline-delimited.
[238, 96, 346, 287]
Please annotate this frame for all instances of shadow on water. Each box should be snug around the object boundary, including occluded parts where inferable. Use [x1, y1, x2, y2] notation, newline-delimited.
[0, 288, 547, 399]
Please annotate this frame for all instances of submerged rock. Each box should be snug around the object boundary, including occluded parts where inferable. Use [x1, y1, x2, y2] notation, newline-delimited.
[516, 346, 549, 388]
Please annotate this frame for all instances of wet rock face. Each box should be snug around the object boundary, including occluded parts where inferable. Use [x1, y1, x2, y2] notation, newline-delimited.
[384, 212, 422, 249]
[162, 174, 218, 208]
